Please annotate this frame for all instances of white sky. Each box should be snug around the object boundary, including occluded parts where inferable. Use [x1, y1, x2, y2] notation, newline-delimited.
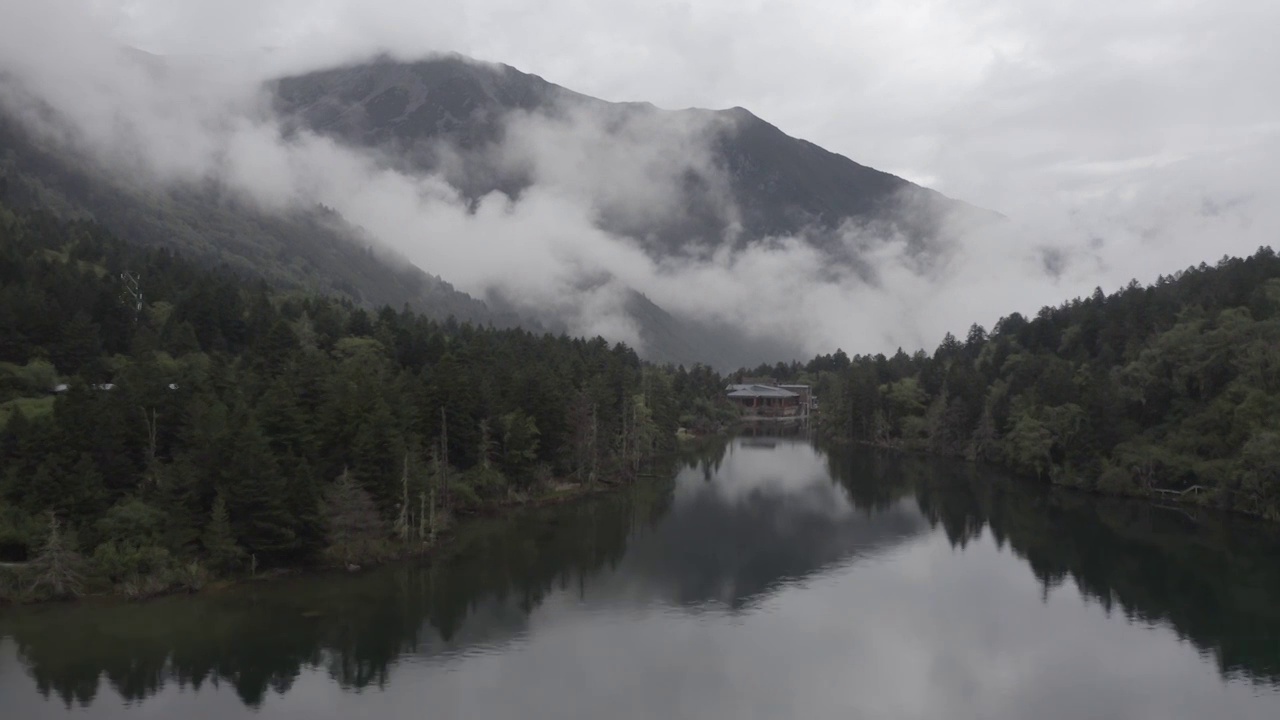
[82, 0, 1280, 213]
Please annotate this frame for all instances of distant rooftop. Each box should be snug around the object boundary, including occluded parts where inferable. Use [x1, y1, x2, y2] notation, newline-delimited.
[726, 384, 799, 399]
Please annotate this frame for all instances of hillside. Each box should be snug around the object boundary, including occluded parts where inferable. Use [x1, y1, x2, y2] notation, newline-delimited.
[0, 199, 732, 601]
[0, 110, 515, 328]
[803, 249, 1280, 519]
[0, 52, 999, 369]
[272, 54, 996, 258]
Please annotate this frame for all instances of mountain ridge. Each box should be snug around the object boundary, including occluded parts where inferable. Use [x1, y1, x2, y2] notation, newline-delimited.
[0, 108, 519, 329]
[0, 50, 999, 368]
[272, 53, 996, 258]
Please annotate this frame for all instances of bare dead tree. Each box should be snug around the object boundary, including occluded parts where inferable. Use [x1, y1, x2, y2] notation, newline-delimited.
[428, 443, 440, 542]
[479, 418, 493, 470]
[141, 406, 159, 481]
[120, 272, 143, 322]
[440, 408, 450, 511]
[418, 487, 427, 545]
[589, 403, 598, 485]
[395, 451, 410, 542]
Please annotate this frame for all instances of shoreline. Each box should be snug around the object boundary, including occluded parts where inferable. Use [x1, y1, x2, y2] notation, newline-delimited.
[0, 476, 636, 609]
[2, 428, 727, 609]
[823, 434, 1272, 523]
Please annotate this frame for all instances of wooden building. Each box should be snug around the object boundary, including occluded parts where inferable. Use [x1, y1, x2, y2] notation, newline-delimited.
[725, 384, 803, 418]
[779, 384, 813, 412]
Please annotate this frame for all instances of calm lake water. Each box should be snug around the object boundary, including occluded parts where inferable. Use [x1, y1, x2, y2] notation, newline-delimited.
[3, 433, 1280, 719]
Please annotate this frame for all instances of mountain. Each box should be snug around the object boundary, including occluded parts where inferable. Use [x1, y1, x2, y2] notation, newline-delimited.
[0, 110, 519, 329]
[0, 100, 780, 368]
[272, 54, 994, 260]
[0, 51, 997, 369]
[266, 54, 999, 366]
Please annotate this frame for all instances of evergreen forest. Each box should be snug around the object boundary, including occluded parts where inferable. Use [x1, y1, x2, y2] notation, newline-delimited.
[0, 200, 730, 600]
[792, 248, 1280, 519]
[4, 185, 1280, 604]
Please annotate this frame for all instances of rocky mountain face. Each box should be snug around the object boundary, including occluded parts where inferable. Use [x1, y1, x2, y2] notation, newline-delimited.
[272, 54, 993, 260]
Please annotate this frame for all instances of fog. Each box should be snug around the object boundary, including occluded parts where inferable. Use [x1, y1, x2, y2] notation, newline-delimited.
[1, 0, 1276, 362]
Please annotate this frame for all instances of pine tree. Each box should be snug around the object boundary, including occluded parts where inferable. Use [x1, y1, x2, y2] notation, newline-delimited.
[28, 514, 86, 600]
[65, 453, 108, 530]
[323, 469, 386, 568]
[499, 410, 540, 487]
[202, 493, 245, 574]
[216, 409, 297, 562]
[156, 455, 206, 555]
[284, 456, 327, 560]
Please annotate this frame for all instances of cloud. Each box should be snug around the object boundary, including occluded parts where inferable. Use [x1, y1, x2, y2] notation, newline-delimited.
[81, 0, 1280, 201]
[497, 104, 741, 247]
[1, 0, 1278, 365]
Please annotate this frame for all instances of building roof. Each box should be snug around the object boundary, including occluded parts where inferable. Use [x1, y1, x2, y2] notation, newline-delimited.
[726, 384, 799, 399]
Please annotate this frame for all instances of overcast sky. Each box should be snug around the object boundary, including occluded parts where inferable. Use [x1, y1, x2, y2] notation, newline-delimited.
[86, 0, 1280, 214]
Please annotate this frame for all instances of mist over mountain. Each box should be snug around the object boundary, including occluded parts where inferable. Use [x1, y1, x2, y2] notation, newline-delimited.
[271, 54, 994, 261]
[3, 0, 1274, 370]
[0, 109, 519, 329]
[0, 40, 1001, 368]
[263, 54, 1007, 366]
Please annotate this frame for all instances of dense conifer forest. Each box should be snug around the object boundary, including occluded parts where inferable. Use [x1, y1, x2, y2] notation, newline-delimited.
[0, 200, 731, 601]
[4, 180, 1279, 604]
[789, 248, 1280, 519]
[6, 449, 1277, 709]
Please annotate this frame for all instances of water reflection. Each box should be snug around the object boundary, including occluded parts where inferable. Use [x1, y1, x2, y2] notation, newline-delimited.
[614, 436, 929, 610]
[1, 435, 1279, 717]
[911, 461, 1280, 681]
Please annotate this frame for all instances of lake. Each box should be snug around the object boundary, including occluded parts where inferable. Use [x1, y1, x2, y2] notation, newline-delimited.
[3, 433, 1279, 719]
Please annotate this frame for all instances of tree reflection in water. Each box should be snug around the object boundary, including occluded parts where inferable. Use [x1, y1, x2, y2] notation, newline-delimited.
[3, 436, 1279, 711]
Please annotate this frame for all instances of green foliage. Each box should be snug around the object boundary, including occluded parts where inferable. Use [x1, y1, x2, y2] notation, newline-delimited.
[27, 515, 86, 601]
[95, 498, 166, 546]
[91, 541, 172, 587]
[202, 494, 246, 574]
[809, 246, 1280, 519]
[0, 397, 54, 428]
[0, 564, 21, 603]
[884, 377, 926, 419]
[324, 470, 390, 567]
[1238, 431, 1280, 520]
[88, 498, 189, 596]
[0, 199, 718, 594]
[1002, 410, 1053, 478]
[498, 410, 540, 486]
[0, 500, 41, 563]
[0, 359, 58, 400]
[462, 464, 509, 502]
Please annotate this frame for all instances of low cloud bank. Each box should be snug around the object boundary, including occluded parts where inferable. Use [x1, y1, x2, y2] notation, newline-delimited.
[1, 4, 1276, 363]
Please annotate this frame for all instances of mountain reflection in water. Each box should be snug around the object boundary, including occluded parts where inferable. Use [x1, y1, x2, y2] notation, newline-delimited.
[2, 434, 1279, 719]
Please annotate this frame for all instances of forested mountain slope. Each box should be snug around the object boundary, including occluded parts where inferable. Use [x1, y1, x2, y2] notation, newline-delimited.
[273, 54, 994, 257]
[0, 112, 514, 328]
[0, 200, 728, 601]
[0, 51, 1000, 372]
[814, 248, 1280, 518]
[0, 110, 783, 369]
